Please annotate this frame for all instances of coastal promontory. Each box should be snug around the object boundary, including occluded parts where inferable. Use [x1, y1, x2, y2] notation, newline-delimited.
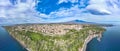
[5, 24, 105, 51]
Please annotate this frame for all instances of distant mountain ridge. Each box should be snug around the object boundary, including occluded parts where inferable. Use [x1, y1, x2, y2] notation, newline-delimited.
[71, 20, 86, 22]
[64, 20, 95, 24]
[68, 20, 114, 27]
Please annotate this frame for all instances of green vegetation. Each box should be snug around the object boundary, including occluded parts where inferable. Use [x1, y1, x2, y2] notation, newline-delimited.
[6, 25, 105, 51]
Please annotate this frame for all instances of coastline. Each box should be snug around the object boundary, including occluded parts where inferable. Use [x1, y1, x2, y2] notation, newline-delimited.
[4, 24, 105, 51]
[8, 30, 102, 51]
[10, 32, 100, 51]
[81, 34, 100, 51]
[7, 31, 30, 51]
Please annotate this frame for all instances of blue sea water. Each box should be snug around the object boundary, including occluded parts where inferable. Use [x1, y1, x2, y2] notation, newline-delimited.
[87, 25, 120, 51]
[0, 27, 27, 51]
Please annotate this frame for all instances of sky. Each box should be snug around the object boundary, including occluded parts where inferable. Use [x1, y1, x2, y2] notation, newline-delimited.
[0, 0, 120, 25]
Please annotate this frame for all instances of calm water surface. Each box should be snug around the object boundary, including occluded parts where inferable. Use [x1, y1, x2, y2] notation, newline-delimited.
[0, 27, 27, 51]
[87, 25, 120, 51]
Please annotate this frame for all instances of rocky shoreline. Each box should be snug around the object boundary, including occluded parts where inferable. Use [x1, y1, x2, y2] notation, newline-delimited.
[5, 24, 105, 51]
[9, 32, 30, 51]
[81, 34, 102, 51]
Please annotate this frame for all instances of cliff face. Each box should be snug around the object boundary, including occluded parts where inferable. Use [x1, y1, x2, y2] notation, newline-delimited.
[5, 24, 105, 51]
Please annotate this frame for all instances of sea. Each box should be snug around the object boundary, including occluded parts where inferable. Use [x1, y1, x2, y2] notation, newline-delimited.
[0, 27, 27, 51]
[86, 25, 120, 51]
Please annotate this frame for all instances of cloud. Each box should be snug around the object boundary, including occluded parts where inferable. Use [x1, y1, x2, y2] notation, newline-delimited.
[58, 0, 68, 4]
[58, 0, 78, 4]
[39, 0, 120, 24]
[87, 0, 120, 15]
[0, 0, 120, 25]
[38, 5, 85, 22]
[86, 0, 112, 15]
